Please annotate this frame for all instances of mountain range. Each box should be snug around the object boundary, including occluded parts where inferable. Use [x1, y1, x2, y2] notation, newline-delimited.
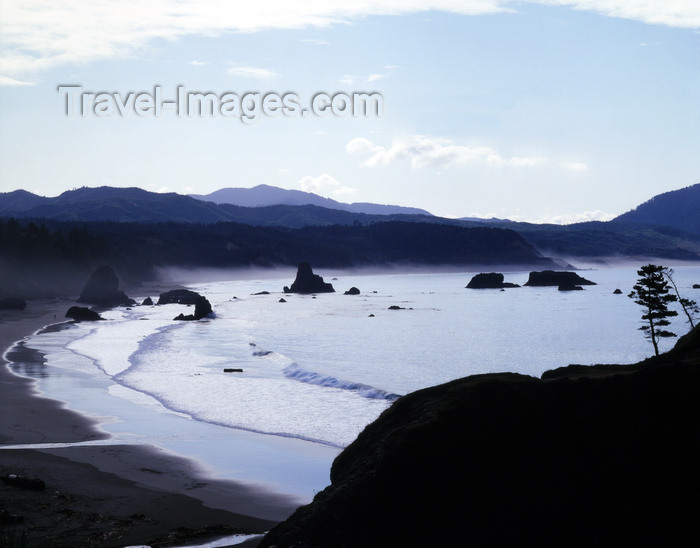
[189, 184, 432, 217]
[1, 183, 700, 261]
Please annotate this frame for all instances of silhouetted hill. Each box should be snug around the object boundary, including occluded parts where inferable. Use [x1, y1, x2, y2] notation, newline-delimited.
[0, 189, 50, 211]
[260, 325, 700, 548]
[490, 219, 700, 261]
[189, 184, 433, 216]
[3, 186, 700, 260]
[613, 183, 700, 235]
[0, 187, 437, 227]
[0, 187, 230, 223]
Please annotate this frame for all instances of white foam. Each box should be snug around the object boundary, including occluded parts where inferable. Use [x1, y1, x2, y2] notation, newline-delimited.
[18, 267, 700, 452]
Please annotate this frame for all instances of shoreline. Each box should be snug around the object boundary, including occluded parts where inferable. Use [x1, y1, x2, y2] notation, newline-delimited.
[0, 300, 296, 547]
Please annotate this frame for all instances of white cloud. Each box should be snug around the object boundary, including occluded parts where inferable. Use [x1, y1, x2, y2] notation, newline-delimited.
[510, 210, 616, 224]
[333, 185, 357, 196]
[532, 0, 700, 29]
[0, 75, 35, 86]
[299, 173, 356, 197]
[340, 66, 398, 85]
[188, 60, 206, 66]
[301, 38, 330, 45]
[1, 1, 697, 79]
[278, 168, 291, 174]
[509, 156, 546, 168]
[347, 135, 546, 170]
[227, 66, 279, 79]
[563, 161, 588, 171]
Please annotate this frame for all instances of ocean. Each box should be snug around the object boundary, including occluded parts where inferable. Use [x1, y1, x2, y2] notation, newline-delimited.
[6, 265, 700, 503]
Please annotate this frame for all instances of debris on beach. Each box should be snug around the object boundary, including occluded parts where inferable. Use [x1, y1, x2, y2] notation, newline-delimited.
[1, 474, 46, 491]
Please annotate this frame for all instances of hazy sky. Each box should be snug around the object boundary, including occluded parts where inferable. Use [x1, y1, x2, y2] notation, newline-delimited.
[1, 1, 698, 222]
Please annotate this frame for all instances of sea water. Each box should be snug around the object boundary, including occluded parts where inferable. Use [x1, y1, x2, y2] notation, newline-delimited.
[7, 265, 700, 502]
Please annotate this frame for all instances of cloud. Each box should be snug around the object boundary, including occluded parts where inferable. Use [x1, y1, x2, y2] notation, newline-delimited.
[2, 1, 697, 79]
[562, 161, 588, 171]
[299, 173, 356, 197]
[227, 66, 279, 79]
[510, 210, 616, 224]
[532, 0, 700, 29]
[301, 38, 330, 45]
[0, 75, 35, 86]
[188, 60, 206, 66]
[346, 135, 546, 170]
[0, 1, 510, 78]
[340, 66, 398, 85]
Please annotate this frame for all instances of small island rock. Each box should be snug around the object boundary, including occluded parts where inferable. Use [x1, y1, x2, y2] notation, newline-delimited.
[524, 270, 596, 287]
[141, 297, 154, 306]
[466, 273, 520, 289]
[158, 289, 213, 320]
[66, 306, 103, 322]
[613, 289, 623, 295]
[344, 287, 361, 295]
[285, 263, 335, 294]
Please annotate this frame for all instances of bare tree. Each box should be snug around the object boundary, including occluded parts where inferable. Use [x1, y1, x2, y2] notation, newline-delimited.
[663, 267, 698, 330]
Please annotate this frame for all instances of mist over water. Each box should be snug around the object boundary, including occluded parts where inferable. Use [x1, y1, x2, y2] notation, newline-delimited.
[8, 265, 700, 497]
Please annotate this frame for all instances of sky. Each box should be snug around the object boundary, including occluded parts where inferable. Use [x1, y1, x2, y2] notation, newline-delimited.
[0, 1, 698, 223]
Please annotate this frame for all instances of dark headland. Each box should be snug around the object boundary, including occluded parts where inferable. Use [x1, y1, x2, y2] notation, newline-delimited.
[260, 325, 700, 548]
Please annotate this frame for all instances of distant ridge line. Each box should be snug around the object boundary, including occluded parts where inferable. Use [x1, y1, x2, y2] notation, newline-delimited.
[189, 184, 433, 217]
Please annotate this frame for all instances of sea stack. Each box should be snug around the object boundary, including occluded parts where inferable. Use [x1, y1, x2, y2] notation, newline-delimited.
[65, 306, 103, 322]
[466, 273, 520, 289]
[157, 289, 213, 320]
[284, 263, 335, 294]
[78, 265, 135, 307]
[524, 271, 596, 287]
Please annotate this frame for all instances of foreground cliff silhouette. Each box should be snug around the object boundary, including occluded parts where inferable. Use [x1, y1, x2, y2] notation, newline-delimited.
[260, 326, 700, 548]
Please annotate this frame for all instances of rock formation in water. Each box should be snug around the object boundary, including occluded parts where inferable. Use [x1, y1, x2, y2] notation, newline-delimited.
[157, 289, 213, 320]
[78, 266, 135, 307]
[65, 306, 103, 322]
[259, 326, 700, 548]
[558, 284, 584, 291]
[283, 263, 335, 294]
[141, 297, 154, 306]
[466, 273, 520, 289]
[524, 270, 595, 287]
[344, 287, 361, 295]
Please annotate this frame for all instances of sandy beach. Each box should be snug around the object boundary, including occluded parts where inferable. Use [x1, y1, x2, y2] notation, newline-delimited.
[0, 300, 296, 547]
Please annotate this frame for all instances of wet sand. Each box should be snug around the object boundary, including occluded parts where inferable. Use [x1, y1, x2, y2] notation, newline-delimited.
[0, 300, 296, 547]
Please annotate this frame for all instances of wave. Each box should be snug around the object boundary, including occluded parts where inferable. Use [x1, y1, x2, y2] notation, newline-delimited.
[282, 363, 400, 401]
[248, 342, 401, 401]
